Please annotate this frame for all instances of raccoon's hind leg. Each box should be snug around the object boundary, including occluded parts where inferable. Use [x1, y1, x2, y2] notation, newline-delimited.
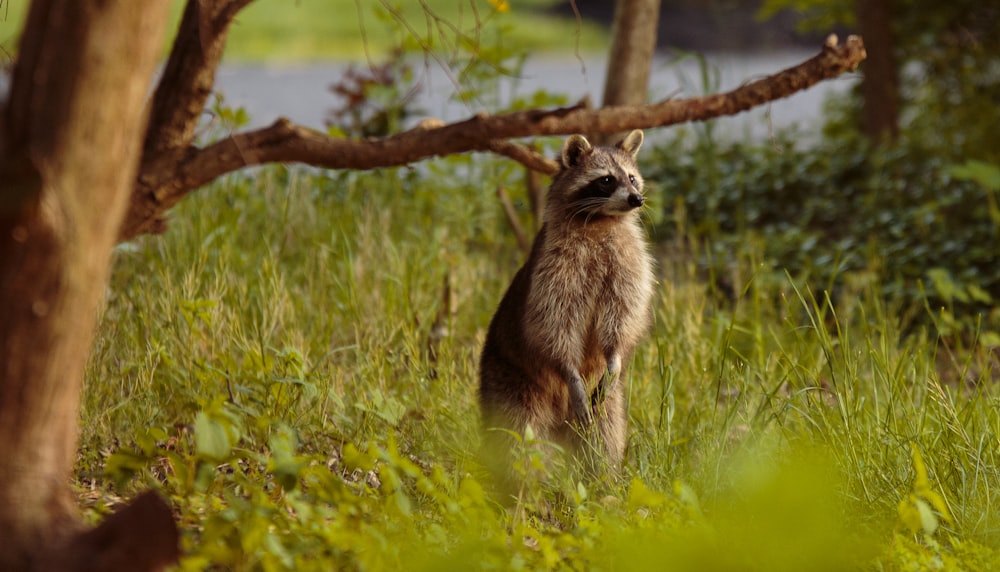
[592, 379, 627, 468]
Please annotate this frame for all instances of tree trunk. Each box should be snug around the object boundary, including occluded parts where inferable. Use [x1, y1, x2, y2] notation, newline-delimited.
[596, 0, 661, 144]
[856, 0, 898, 141]
[0, 1, 177, 570]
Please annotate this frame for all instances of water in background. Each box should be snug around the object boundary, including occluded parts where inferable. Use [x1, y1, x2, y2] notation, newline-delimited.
[213, 50, 856, 142]
[0, 51, 855, 142]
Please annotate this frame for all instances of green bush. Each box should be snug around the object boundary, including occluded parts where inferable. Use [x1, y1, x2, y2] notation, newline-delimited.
[647, 131, 1000, 342]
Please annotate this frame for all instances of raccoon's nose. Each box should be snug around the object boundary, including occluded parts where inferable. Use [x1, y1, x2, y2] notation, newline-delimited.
[628, 193, 644, 208]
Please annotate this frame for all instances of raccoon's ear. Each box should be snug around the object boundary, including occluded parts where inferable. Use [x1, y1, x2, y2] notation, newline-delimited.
[561, 135, 592, 168]
[617, 130, 644, 159]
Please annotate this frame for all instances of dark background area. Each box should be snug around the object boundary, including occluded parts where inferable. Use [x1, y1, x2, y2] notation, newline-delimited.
[548, 0, 849, 51]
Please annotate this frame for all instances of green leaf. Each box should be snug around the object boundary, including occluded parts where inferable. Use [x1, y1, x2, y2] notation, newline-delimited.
[104, 449, 152, 484]
[967, 283, 993, 304]
[980, 331, 1000, 348]
[926, 268, 966, 304]
[922, 489, 953, 524]
[342, 442, 375, 472]
[523, 423, 536, 443]
[458, 477, 487, 509]
[898, 495, 922, 534]
[915, 498, 939, 535]
[267, 426, 304, 492]
[628, 478, 668, 512]
[949, 160, 1000, 191]
[674, 480, 705, 521]
[903, 445, 952, 534]
[910, 444, 931, 494]
[194, 411, 232, 461]
[135, 427, 167, 456]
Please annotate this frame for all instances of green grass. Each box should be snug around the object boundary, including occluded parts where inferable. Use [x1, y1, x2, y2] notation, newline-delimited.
[80, 149, 1000, 570]
[0, 0, 608, 62]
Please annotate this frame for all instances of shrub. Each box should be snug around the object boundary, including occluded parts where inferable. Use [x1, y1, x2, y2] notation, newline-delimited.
[646, 131, 1000, 342]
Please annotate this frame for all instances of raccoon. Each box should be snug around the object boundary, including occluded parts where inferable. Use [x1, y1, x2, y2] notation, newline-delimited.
[478, 130, 655, 481]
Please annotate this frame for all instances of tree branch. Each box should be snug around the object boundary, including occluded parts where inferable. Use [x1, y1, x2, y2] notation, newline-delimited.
[142, 0, 253, 159]
[122, 34, 866, 241]
[488, 140, 560, 176]
[496, 186, 531, 255]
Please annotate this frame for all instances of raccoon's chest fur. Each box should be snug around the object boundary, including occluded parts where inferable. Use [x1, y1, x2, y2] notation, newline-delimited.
[522, 216, 653, 381]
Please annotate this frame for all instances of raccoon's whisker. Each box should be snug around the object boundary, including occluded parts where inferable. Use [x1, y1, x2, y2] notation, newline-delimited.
[638, 203, 655, 227]
[571, 205, 595, 221]
[565, 200, 604, 227]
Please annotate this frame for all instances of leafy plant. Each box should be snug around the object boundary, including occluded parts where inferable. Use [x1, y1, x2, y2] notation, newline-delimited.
[327, 48, 421, 138]
[646, 131, 1000, 343]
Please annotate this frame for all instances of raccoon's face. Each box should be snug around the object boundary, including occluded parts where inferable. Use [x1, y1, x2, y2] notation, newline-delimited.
[551, 130, 645, 221]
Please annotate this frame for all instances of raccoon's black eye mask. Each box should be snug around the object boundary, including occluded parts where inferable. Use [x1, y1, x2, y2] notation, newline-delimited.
[595, 175, 617, 193]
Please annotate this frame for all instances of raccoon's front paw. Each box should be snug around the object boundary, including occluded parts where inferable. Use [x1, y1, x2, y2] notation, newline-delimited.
[591, 375, 615, 408]
[591, 355, 621, 407]
[569, 376, 594, 426]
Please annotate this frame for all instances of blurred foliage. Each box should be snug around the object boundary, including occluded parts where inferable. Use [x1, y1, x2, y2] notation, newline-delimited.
[682, 0, 1000, 344]
[327, 48, 421, 138]
[324, 1, 569, 138]
[648, 129, 1000, 342]
[758, 0, 855, 31]
[0, 1, 609, 61]
[759, 0, 1000, 162]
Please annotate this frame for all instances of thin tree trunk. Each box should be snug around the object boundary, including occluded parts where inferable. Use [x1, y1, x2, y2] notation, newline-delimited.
[856, 0, 898, 141]
[596, 0, 661, 144]
[0, 1, 176, 570]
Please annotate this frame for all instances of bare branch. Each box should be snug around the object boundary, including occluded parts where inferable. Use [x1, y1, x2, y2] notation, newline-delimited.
[488, 140, 559, 176]
[142, 0, 253, 158]
[122, 34, 866, 241]
[496, 186, 531, 255]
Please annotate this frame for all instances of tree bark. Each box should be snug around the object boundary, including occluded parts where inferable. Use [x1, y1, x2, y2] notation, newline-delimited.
[0, 1, 177, 570]
[120, 34, 867, 241]
[143, 0, 254, 159]
[856, 0, 898, 141]
[597, 0, 661, 144]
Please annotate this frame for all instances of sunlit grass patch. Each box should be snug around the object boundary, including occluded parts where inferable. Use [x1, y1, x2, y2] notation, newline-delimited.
[82, 157, 1000, 569]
